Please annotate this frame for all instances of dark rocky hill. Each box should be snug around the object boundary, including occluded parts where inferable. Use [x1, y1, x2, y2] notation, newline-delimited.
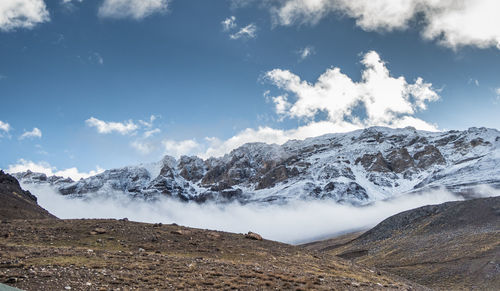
[0, 171, 56, 220]
[305, 196, 500, 290]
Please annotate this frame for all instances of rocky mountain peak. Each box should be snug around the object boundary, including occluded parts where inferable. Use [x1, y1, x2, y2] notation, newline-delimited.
[12, 126, 500, 205]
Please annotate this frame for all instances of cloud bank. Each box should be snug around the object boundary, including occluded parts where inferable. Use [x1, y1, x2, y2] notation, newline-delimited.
[24, 183, 485, 244]
[0, 0, 49, 31]
[269, 0, 500, 50]
[6, 159, 103, 181]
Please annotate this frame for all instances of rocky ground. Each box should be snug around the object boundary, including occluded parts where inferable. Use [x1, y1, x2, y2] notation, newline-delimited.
[0, 219, 427, 290]
[304, 197, 500, 290]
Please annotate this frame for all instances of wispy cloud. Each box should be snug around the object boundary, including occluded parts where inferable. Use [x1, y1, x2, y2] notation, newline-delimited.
[98, 0, 169, 20]
[230, 23, 257, 40]
[163, 139, 201, 158]
[221, 16, 236, 31]
[89, 52, 104, 65]
[222, 16, 257, 40]
[298, 46, 314, 61]
[143, 128, 160, 138]
[19, 127, 42, 140]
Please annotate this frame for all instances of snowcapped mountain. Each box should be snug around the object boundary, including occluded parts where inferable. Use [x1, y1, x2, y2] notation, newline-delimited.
[14, 126, 500, 205]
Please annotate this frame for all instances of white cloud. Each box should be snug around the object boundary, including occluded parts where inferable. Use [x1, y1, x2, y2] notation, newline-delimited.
[61, 0, 83, 5]
[19, 127, 42, 140]
[272, 95, 290, 115]
[495, 88, 500, 102]
[266, 50, 439, 127]
[126, 52, 438, 159]
[199, 51, 439, 158]
[0, 120, 11, 133]
[98, 0, 169, 20]
[229, 0, 257, 9]
[86, 117, 139, 135]
[138, 115, 158, 128]
[143, 128, 160, 138]
[298, 46, 314, 60]
[163, 139, 201, 158]
[230, 23, 257, 39]
[0, 0, 50, 31]
[5, 159, 104, 181]
[222, 16, 237, 31]
[269, 0, 500, 50]
[131, 140, 156, 155]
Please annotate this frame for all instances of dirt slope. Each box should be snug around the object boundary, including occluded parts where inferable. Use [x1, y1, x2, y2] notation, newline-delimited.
[306, 197, 500, 290]
[0, 171, 56, 220]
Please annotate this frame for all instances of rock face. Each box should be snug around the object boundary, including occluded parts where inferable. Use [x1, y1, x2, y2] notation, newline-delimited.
[0, 171, 56, 220]
[13, 126, 500, 205]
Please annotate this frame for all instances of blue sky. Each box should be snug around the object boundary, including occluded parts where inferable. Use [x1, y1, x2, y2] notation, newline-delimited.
[1, 0, 499, 179]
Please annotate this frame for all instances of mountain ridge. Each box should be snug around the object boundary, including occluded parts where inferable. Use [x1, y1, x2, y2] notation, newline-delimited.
[13, 126, 500, 204]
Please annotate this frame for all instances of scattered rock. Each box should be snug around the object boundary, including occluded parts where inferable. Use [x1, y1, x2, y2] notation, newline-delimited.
[245, 232, 263, 241]
[171, 229, 191, 235]
[93, 228, 107, 234]
[207, 232, 220, 239]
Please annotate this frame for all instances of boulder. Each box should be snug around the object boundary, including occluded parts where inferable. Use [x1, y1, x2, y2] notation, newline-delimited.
[245, 232, 263, 240]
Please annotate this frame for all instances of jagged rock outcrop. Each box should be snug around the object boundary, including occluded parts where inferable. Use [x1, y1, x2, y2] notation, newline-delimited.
[12, 126, 500, 205]
[413, 145, 445, 169]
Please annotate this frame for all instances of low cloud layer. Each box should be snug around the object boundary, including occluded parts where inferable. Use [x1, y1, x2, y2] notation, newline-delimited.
[269, 0, 500, 50]
[6, 159, 103, 181]
[23, 183, 496, 244]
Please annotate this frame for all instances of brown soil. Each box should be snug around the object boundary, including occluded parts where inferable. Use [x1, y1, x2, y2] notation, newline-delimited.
[0, 219, 427, 290]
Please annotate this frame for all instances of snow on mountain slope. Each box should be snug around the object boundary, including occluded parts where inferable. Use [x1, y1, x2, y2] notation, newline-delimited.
[13, 127, 500, 205]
